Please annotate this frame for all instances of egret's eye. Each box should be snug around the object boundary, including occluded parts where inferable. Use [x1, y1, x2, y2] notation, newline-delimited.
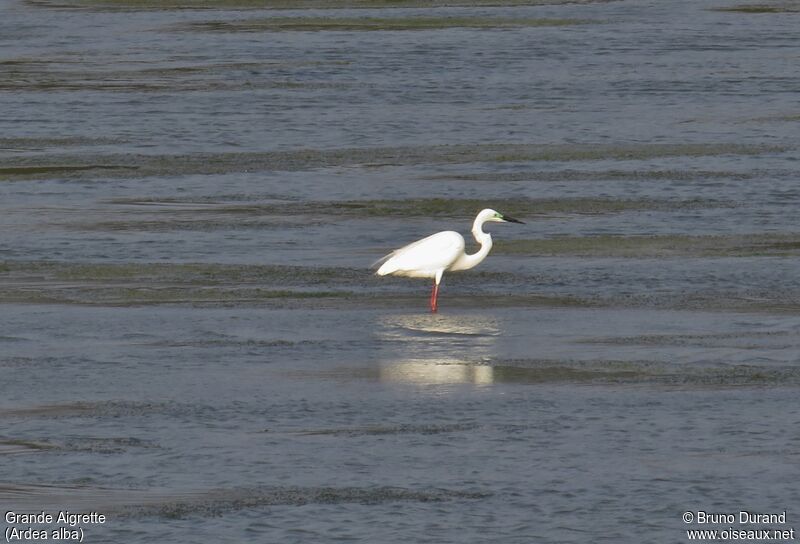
[494, 213, 502, 219]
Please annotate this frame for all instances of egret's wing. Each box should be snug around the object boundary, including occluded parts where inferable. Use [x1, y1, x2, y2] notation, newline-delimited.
[373, 231, 461, 270]
[375, 231, 465, 277]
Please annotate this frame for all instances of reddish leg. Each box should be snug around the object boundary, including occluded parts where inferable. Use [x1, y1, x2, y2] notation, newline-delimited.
[429, 281, 440, 313]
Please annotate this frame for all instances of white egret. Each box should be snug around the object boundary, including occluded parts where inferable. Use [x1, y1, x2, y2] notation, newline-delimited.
[373, 208, 524, 312]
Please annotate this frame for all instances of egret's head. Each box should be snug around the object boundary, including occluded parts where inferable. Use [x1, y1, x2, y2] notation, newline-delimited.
[480, 208, 525, 224]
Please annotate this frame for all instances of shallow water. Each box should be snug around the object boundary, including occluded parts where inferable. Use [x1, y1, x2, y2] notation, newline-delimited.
[2, 0, 800, 541]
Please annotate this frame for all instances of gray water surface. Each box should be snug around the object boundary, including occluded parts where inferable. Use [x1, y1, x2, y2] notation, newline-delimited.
[2, 0, 799, 541]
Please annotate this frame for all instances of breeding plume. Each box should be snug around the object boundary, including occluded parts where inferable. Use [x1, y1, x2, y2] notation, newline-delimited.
[374, 208, 524, 312]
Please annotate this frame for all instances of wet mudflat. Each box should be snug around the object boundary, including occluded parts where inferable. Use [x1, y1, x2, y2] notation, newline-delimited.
[2, 0, 800, 541]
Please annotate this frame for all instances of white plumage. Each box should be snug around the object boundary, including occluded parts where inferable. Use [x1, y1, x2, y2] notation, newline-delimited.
[376, 231, 464, 278]
[374, 208, 524, 312]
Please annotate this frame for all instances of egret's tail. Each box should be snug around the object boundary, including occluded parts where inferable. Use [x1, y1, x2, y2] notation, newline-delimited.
[371, 251, 395, 274]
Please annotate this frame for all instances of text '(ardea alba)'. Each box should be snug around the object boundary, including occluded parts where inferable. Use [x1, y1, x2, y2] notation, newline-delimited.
[373, 208, 524, 312]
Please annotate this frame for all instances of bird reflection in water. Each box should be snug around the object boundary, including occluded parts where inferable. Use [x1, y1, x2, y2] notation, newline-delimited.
[379, 358, 494, 385]
[375, 313, 500, 386]
[377, 312, 501, 340]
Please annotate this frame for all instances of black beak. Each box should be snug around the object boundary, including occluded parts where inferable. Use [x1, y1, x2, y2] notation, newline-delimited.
[502, 214, 525, 224]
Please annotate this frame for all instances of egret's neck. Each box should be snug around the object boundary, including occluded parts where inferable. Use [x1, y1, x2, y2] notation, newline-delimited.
[450, 217, 493, 271]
